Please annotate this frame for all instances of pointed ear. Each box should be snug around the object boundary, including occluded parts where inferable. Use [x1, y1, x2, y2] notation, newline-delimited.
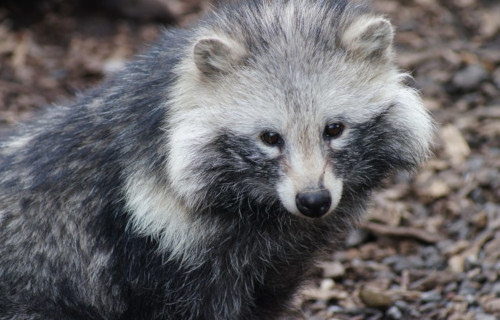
[193, 37, 246, 76]
[341, 16, 394, 61]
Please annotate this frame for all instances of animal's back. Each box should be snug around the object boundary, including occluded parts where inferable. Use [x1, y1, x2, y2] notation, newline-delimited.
[0, 1, 433, 319]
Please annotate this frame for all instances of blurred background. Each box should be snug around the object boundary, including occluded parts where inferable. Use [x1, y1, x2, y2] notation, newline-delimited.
[0, 0, 499, 319]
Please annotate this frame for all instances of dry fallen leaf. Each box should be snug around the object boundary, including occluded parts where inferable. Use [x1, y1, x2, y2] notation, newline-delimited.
[440, 124, 471, 166]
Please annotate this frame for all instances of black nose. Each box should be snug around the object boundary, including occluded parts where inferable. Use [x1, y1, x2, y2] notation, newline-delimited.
[295, 189, 332, 218]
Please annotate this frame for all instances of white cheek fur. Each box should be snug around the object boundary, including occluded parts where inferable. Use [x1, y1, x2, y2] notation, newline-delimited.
[327, 127, 351, 150]
[257, 140, 282, 159]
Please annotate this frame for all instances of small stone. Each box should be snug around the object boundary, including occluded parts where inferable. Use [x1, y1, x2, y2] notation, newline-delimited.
[391, 255, 425, 273]
[465, 294, 477, 305]
[480, 283, 494, 296]
[483, 234, 500, 261]
[493, 67, 500, 88]
[319, 278, 335, 291]
[476, 169, 500, 187]
[321, 261, 345, 279]
[481, 298, 500, 314]
[459, 279, 481, 297]
[400, 300, 413, 309]
[387, 305, 403, 320]
[490, 282, 500, 296]
[449, 254, 465, 273]
[467, 268, 485, 282]
[419, 302, 439, 313]
[447, 219, 471, 240]
[444, 282, 458, 294]
[359, 286, 395, 308]
[464, 256, 481, 271]
[326, 305, 344, 313]
[452, 63, 489, 91]
[475, 314, 497, 320]
[466, 155, 485, 172]
[420, 289, 442, 303]
[421, 246, 445, 269]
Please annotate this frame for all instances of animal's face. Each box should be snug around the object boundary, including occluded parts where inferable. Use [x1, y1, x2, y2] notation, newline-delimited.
[166, 2, 433, 220]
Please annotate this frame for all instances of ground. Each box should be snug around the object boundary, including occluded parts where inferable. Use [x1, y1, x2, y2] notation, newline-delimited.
[1, 0, 499, 319]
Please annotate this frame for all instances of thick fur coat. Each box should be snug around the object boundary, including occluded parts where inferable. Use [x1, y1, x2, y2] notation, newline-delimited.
[0, 0, 433, 319]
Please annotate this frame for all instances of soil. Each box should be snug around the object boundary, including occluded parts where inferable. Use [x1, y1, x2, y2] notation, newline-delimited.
[1, 0, 499, 319]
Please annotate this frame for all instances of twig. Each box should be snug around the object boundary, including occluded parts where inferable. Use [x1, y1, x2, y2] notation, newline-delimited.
[359, 222, 443, 244]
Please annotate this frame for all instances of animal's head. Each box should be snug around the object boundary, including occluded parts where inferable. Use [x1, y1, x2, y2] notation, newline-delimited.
[167, 0, 433, 220]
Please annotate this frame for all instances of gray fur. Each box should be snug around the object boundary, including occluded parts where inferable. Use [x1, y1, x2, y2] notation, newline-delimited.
[0, 0, 433, 319]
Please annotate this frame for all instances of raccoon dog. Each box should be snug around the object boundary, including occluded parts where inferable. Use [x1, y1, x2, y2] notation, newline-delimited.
[0, 0, 433, 319]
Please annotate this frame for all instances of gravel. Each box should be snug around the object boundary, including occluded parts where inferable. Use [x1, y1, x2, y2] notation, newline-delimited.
[1, 0, 499, 319]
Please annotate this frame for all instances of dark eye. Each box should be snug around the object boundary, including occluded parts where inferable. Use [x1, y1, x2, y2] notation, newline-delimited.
[324, 123, 344, 139]
[261, 131, 283, 146]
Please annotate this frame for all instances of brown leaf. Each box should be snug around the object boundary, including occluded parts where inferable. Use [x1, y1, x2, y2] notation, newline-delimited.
[440, 124, 471, 166]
